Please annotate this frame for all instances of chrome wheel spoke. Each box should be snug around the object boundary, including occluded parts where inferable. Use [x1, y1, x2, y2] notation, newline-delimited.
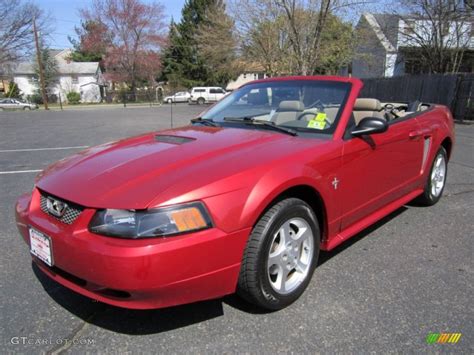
[294, 226, 310, 245]
[278, 268, 290, 293]
[267, 217, 314, 295]
[295, 259, 308, 274]
[279, 223, 290, 245]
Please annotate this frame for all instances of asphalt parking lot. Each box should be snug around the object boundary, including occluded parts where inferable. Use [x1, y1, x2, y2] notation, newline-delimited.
[0, 105, 472, 353]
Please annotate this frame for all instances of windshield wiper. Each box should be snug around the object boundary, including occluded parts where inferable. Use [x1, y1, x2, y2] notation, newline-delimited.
[190, 117, 220, 127]
[223, 117, 297, 136]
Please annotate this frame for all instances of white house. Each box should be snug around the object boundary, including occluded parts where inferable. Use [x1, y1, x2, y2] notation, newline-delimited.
[352, 13, 474, 78]
[226, 63, 269, 91]
[13, 49, 104, 103]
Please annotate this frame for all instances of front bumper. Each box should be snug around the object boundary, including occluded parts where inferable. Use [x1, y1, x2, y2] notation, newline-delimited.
[16, 189, 250, 309]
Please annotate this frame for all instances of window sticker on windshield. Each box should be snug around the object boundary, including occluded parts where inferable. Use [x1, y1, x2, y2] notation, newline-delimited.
[307, 112, 327, 130]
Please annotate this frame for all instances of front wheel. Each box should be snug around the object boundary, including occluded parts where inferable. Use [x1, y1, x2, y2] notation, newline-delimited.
[197, 97, 205, 105]
[415, 146, 448, 206]
[237, 198, 320, 310]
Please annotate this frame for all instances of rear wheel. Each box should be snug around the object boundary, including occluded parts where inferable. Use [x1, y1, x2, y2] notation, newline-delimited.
[238, 198, 320, 310]
[415, 146, 448, 206]
[23, 106, 31, 110]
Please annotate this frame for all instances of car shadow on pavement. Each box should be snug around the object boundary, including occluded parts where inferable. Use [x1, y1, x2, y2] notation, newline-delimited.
[32, 262, 225, 335]
[32, 206, 408, 334]
[318, 206, 408, 266]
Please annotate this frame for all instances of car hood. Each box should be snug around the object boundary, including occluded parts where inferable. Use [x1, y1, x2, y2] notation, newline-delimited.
[36, 125, 325, 209]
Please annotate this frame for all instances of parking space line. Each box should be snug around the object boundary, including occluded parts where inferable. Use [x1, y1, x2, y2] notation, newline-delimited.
[0, 146, 88, 153]
[0, 169, 42, 175]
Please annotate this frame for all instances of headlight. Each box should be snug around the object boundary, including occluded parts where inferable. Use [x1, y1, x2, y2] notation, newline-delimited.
[88, 202, 213, 238]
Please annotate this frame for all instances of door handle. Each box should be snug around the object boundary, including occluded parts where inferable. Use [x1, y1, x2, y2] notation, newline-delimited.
[409, 130, 422, 139]
[419, 128, 432, 137]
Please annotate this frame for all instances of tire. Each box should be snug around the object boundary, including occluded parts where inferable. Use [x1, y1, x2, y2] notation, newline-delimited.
[237, 198, 320, 310]
[197, 97, 205, 105]
[167, 98, 172, 104]
[415, 146, 448, 206]
[23, 106, 31, 110]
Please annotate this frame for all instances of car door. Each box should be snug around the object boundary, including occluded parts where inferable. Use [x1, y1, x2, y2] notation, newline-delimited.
[1, 99, 11, 109]
[208, 88, 218, 102]
[215, 88, 226, 101]
[6, 99, 16, 109]
[176, 92, 185, 102]
[339, 116, 424, 230]
[12, 99, 22, 109]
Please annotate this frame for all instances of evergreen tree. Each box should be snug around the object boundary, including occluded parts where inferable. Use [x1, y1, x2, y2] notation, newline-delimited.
[162, 0, 221, 87]
[68, 21, 109, 63]
[161, 20, 186, 89]
[196, 2, 240, 87]
[33, 48, 58, 95]
[6, 81, 21, 98]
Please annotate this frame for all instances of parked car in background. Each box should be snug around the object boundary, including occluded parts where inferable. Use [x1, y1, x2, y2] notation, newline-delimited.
[0, 98, 38, 111]
[163, 91, 191, 104]
[189, 87, 227, 105]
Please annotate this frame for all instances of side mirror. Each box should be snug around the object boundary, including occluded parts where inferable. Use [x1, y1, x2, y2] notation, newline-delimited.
[351, 117, 388, 136]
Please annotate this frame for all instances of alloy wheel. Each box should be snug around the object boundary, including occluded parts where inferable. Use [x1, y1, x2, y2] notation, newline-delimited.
[267, 217, 314, 295]
[431, 152, 446, 197]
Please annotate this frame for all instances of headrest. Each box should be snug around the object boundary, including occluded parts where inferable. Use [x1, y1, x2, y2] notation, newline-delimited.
[279, 100, 304, 112]
[354, 98, 381, 111]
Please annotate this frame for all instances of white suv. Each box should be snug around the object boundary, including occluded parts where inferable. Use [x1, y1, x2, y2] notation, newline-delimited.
[189, 87, 227, 105]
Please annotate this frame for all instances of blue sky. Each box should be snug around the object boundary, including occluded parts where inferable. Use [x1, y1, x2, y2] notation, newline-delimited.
[39, 0, 185, 49]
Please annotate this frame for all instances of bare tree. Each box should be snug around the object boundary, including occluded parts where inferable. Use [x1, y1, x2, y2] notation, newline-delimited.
[274, 0, 333, 75]
[230, 0, 291, 75]
[397, 0, 473, 73]
[230, 0, 371, 75]
[0, 0, 49, 67]
[80, 0, 167, 93]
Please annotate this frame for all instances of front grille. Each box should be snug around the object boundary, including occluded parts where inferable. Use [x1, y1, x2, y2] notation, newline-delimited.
[39, 191, 83, 225]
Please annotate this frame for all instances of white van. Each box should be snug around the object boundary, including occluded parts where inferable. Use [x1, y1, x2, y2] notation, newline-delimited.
[189, 87, 227, 104]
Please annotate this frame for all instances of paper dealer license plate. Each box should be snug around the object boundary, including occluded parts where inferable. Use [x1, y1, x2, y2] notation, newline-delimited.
[29, 227, 53, 266]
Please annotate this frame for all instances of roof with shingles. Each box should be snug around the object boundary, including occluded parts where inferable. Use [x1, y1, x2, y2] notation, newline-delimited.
[372, 14, 400, 49]
[13, 49, 100, 75]
[14, 61, 99, 75]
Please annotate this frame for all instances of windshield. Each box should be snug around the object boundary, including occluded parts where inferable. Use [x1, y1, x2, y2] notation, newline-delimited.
[202, 80, 351, 135]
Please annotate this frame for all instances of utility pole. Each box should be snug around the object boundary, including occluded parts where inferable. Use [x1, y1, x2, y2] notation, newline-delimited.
[33, 16, 48, 110]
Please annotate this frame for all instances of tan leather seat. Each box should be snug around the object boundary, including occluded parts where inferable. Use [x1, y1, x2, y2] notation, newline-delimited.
[273, 100, 304, 125]
[353, 98, 384, 125]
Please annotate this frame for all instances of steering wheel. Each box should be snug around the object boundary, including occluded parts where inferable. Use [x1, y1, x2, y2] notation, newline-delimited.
[383, 103, 401, 118]
[308, 99, 325, 111]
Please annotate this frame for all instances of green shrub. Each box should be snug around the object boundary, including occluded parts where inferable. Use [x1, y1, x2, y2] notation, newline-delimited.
[67, 91, 81, 104]
[28, 92, 43, 104]
[6, 81, 21, 98]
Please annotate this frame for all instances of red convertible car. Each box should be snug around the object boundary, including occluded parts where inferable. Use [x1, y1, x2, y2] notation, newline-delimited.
[16, 76, 454, 310]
